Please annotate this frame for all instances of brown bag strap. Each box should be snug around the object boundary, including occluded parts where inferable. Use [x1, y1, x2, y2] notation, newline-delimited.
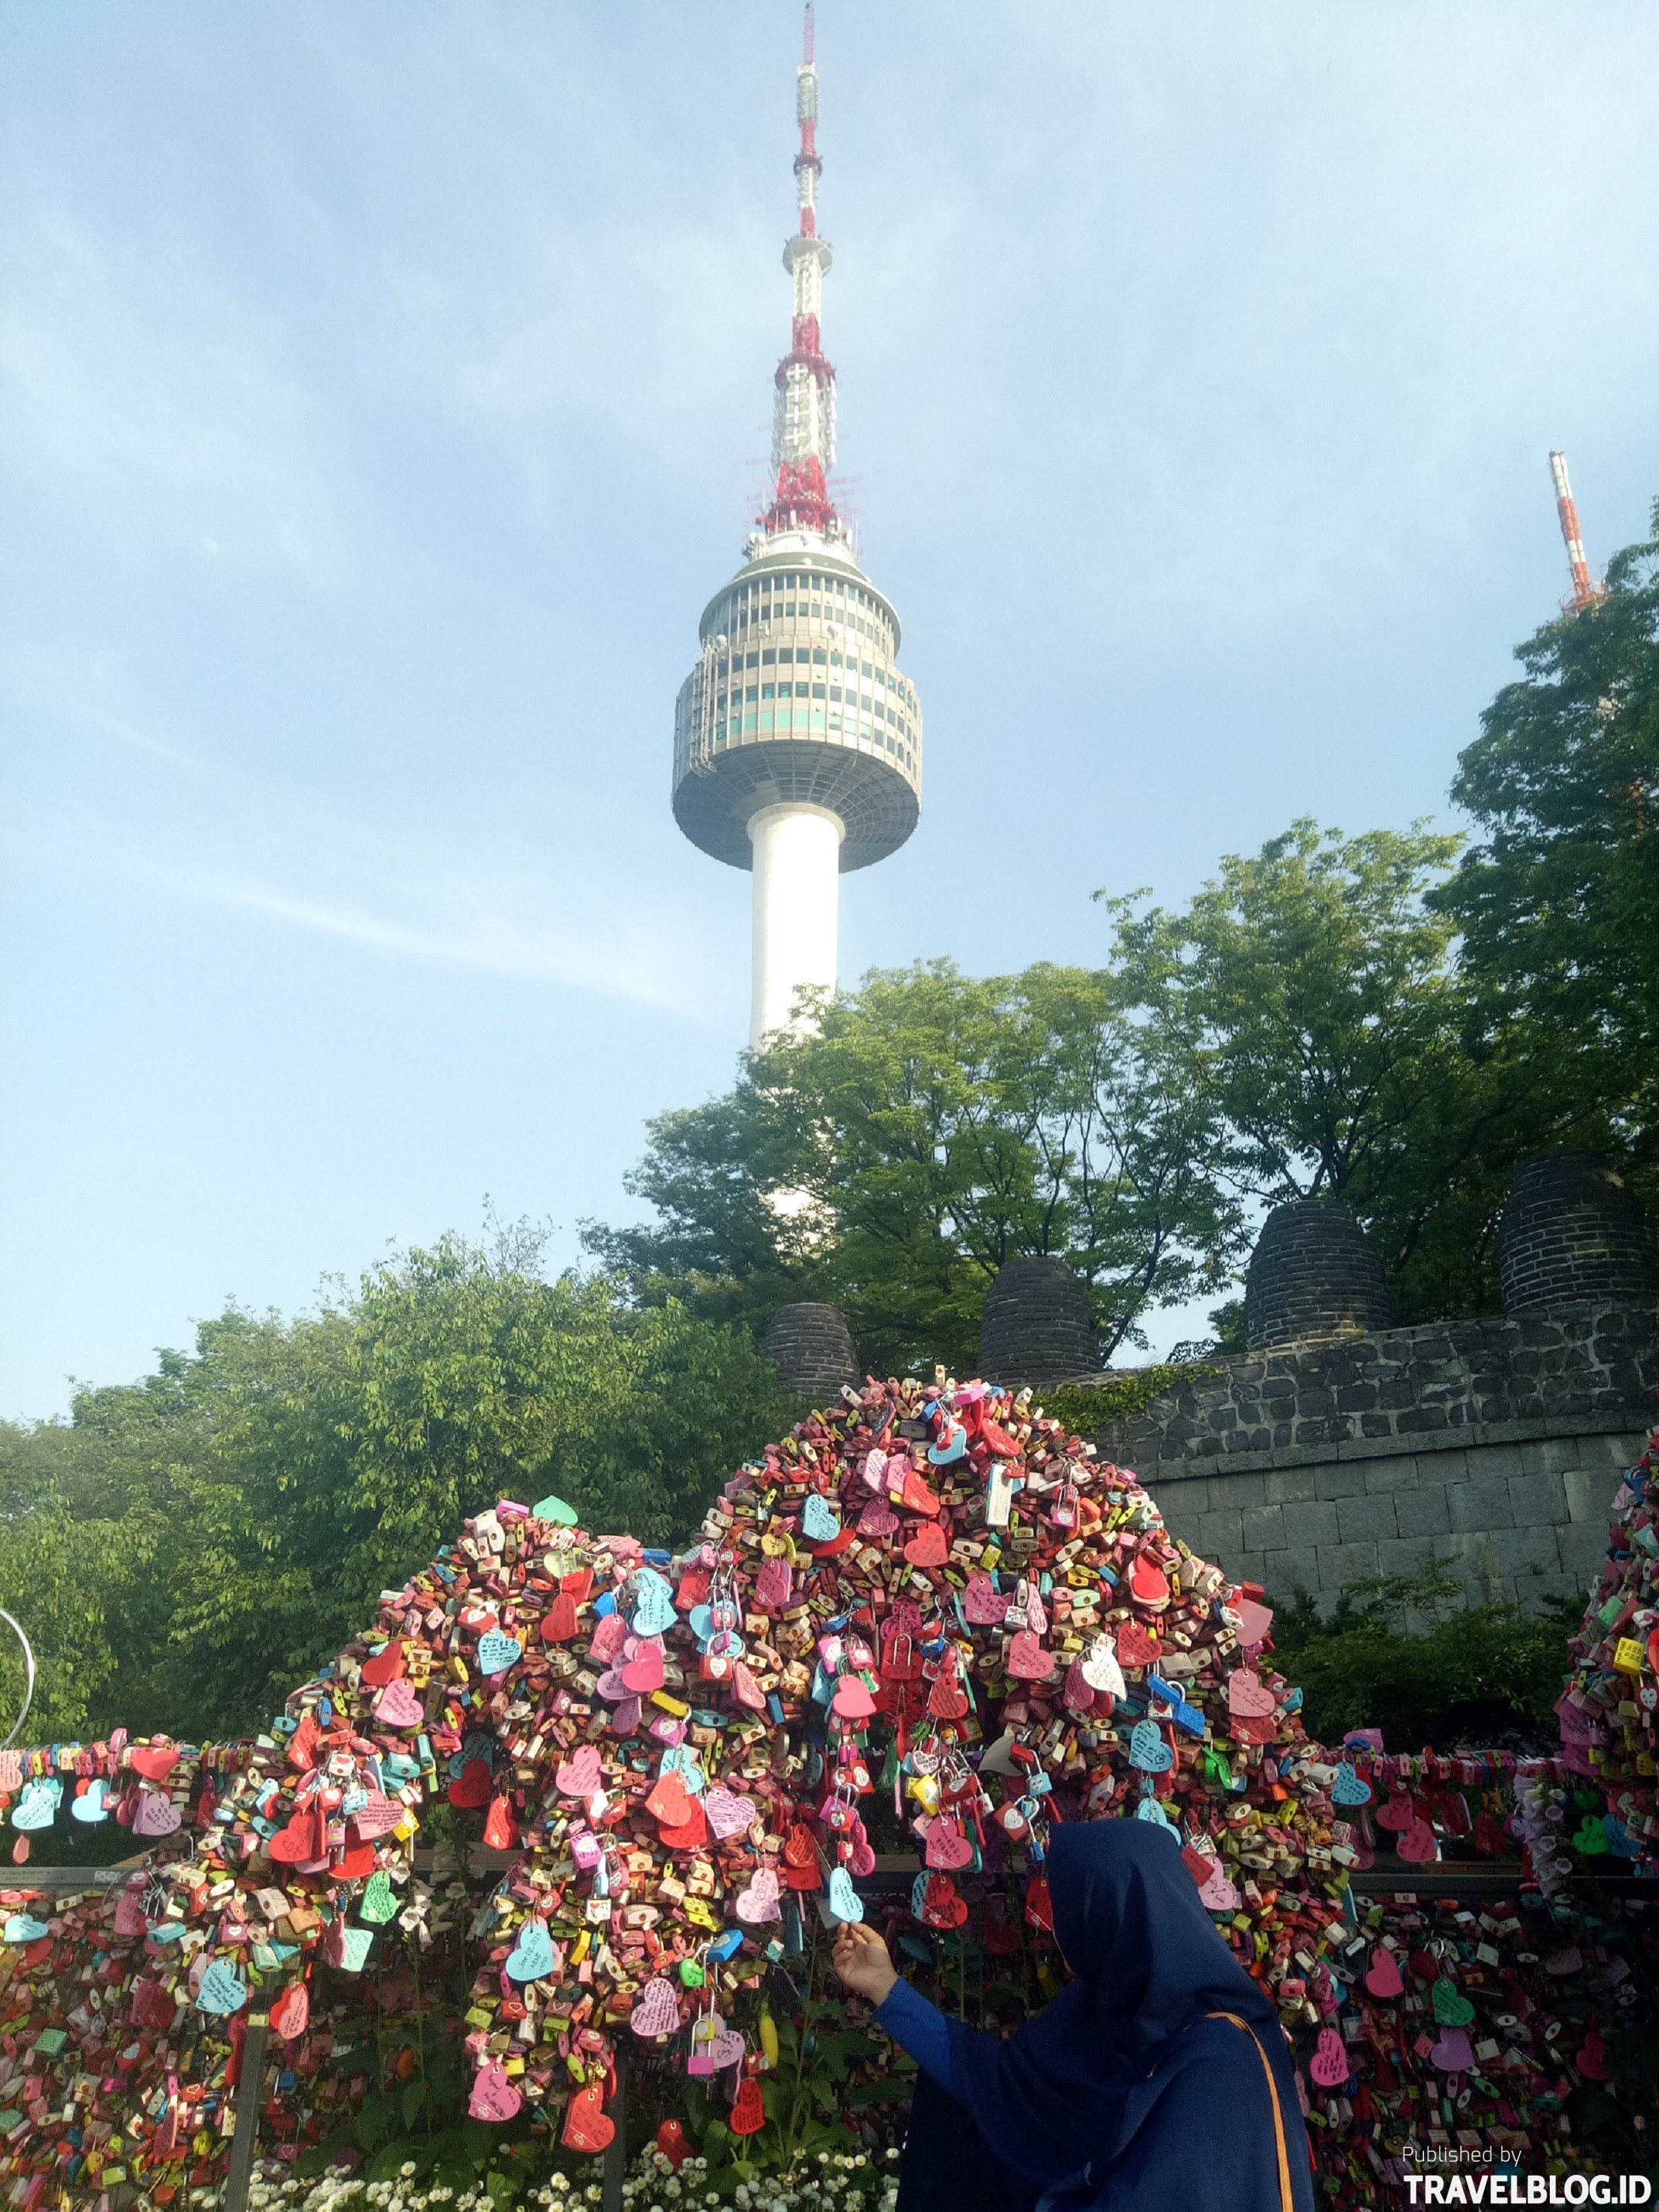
[1207, 2011, 1295, 2212]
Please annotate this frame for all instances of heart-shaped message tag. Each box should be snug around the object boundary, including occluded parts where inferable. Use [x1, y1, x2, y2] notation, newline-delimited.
[1007, 1629, 1053, 1681]
[1080, 1636, 1127, 1696]
[736, 1867, 781, 1924]
[483, 1794, 519, 1851]
[660, 1744, 706, 1794]
[196, 1961, 247, 2016]
[1128, 1720, 1173, 1773]
[963, 1571, 1005, 1626]
[561, 2080, 614, 2151]
[4, 1913, 49, 1944]
[469, 2060, 523, 2123]
[375, 1680, 424, 1730]
[861, 1447, 888, 1492]
[926, 1816, 973, 1870]
[754, 1556, 794, 1610]
[507, 1918, 555, 1982]
[1128, 1555, 1170, 1608]
[630, 1976, 681, 2037]
[1373, 1789, 1415, 1833]
[359, 1872, 398, 1927]
[832, 1673, 877, 1719]
[589, 1612, 629, 1666]
[631, 1570, 678, 1638]
[801, 1494, 841, 1543]
[270, 1980, 311, 2040]
[72, 1779, 111, 1825]
[14, 1780, 61, 1831]
[730, 2077, 766, 2136]
[1395, 1818, 1439, 1865]
[130, 1743, 178, 1782]
[330, 1925, 375, 1972]
[1198, 1864, 1241, 1913]
[1227, 1671, 1275, 1719]
[659, 1797, 710, 1852]
[858, 1497, 899, 1538]
[556, 1745, 604, 1798]
[1116, 1620, 1161, 1670]
[1179, 1845, 1215, 1887]
[1331, 1763, 1372, 1807]
[352, 1792, 403, 1841]
[1431, 1977, 1475, 2026]
[477, 1630, 523, 1676]
[1364, 1945, 1405, 2000]
[1237, 1598, 1274, 1646]
[1429, 2027, 1474, 2074]
[1573, 1814, 1611, 1855]
[826, 1867, 864, 1923]
[133, 1791, 182, 1838]
[621, 1639, 667, 1695]
[541, 1592, 580, 1643]
[647, 1770, 695, 1829]
[360, 1641, 404, 1688]
[1135, 1797, 1177, 1833]
[704, 1788, 758, 1842]
[1309, 2028, 1350, 2089]
[533, 1493, 580, 1526]
[903, 1521, 949, 1569]
[448, 1759, 493, 1811]
[1578, 2029, 1610, 2081]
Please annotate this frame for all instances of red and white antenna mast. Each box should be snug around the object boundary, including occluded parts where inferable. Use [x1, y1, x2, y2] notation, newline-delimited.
[764, 3, 839, 537]
[1549, 450, 1606, 616]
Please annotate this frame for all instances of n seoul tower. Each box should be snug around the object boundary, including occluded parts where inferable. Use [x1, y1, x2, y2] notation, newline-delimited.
[672, 5, 923, 1050]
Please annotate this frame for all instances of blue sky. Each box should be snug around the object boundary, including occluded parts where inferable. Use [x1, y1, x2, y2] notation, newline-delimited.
[3, 2, 1657, 1418]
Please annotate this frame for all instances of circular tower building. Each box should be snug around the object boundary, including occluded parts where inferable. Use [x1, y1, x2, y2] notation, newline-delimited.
[671, 8, 923, 1049]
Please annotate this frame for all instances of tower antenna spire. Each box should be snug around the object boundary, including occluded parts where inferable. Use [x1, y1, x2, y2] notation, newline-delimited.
[1549, 450, 1606, 616]
[766, 0, 836, 534]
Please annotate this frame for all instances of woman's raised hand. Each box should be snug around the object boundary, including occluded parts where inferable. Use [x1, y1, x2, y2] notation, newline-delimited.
[833, 1919, 899, 2005]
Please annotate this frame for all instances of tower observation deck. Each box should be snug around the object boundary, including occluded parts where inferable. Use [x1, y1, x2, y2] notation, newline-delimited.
[671, 5, 922, 1050]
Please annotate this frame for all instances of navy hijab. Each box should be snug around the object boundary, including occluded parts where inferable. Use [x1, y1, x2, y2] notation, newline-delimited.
[899, 1821, 1313, 2212]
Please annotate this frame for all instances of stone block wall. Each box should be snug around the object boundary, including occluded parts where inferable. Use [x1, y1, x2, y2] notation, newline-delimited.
[1084, 1300, 1659, 1612]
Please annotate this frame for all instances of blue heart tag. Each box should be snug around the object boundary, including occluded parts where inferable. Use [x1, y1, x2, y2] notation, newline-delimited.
[826, 1867, 863, 1923]
[333, 1927, 375, 1973]
[477, 1631, 523, 1676]
[14, 1780, 61, 1831]
[1128, 1720, 1173, 1773]
[927, 1420, 967, 1466]
[1135, 1797, 1178, 1831]
[4, 1914, 49, 1944]
[196, 1962, 247, 2015]
[506, 1920, 555, 1982]
[631, 1570, 678, 1638]
[687, 1603, 715, 1647]
[71, 1779, 111, 1824]
[801, 1495, 840, 1543]
[1331, 1763, 1372, 1807]
[660, 1746, 706, 1794]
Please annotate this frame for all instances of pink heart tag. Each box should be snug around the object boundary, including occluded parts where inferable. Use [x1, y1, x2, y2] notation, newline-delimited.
[832, 1675, 877, 1719]
[1309, 2028, 1349, 2088]
[1198, 1866, 1240, 1912]
[468, 2060, 522, 2122]
[1226, 1670, 1275, 1718]
[556, 1746, 603, 1797]
[351, 1794, 403, 1839]
[1237, 1598, 1274, 1646]
[611, 1695, 643, 1736]
[964, 1572, 1005, 1627]
[113, 1886, 149, 1938]
[133, 1792, 182, 1838]
[1006, 1629, 1052, 1681]
[861, 1447, 888, 1492]
[704, 1789, 758, 1842]
[1364, 1946, 1404, 1999]
[857, 1497, 899, 1538]
[620, 1639, 666, 1695]
[735, 1868, 780, 1923]
[754, 1556, 794, 1610]
[1395, 1818, 1439, 1864]
[731, 1661, 767, 1713]
[629, 1976, 681, 2037]
[589, 1613, 628, 1666]
[925, 1818, 973, 1870]
[375, 1680, 424, 1730]
[1429, 2027, 1474, 2074]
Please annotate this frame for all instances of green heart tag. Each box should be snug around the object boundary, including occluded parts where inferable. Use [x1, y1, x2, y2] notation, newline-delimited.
[678, 1958, 705, 1988]
[1572, 1814, 1610, 1856]
[1432, 1977, 1475, 2026]
[360, 1871, 398, 1926]
[534, 1493, 579, 1526]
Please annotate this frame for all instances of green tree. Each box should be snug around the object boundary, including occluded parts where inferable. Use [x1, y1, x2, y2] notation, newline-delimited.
[1108, 820, 1565, 1320]
[1, 1232, 792, 1746]
[588, 961, 1240, 1377]
[1435, 497, 1659, 1147]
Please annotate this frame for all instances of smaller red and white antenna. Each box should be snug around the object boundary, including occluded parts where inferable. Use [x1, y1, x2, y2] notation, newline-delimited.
[1549, 450, 1607, 615]
[763, 2, 838, 537]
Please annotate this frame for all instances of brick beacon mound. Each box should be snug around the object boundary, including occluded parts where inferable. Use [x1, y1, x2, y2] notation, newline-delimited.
[2, 1376, 1650, 2208]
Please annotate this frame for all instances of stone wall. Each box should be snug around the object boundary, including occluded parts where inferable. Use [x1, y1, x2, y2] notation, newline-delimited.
[1085, 1300, 1659, 1612]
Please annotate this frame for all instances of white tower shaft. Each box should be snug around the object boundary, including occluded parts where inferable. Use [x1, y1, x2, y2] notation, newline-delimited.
[748, 803, 843, 1048]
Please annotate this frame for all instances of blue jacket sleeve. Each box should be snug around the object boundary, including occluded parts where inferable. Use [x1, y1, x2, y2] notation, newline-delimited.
[874, 1979, 958, 2099]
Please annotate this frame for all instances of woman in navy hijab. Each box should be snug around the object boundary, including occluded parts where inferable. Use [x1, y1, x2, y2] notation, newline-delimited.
[834, 1820, 1313, 2212]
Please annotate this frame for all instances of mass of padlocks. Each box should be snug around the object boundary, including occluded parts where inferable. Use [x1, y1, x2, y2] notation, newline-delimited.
[1557, 1427, 1659, 1868]
[1, 1375, 1650, 2207]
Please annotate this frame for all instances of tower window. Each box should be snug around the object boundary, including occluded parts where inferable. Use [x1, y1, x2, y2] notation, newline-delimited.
[746, 652, 758, 667]
[812, 682, 825, 699]
[812, 648, 827, 664]
[745, 685, 758, 702]
[762, 683, 775, 699]
[780, 647, 794, 663]
[762, 650, 776, 665]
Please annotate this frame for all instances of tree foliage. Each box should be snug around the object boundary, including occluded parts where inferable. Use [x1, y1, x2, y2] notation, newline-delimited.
[0, 1233, 793, 1745]
[1435, 498, 1659, 1152]
[587, 961, 1242, 1377]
